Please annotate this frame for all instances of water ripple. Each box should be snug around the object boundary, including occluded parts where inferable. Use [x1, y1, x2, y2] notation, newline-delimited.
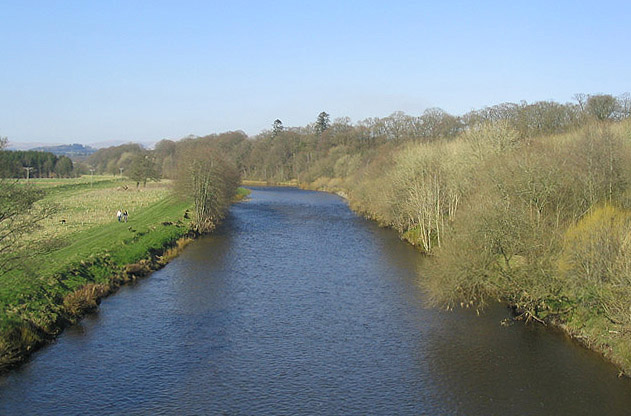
[1, 187, 630, 415]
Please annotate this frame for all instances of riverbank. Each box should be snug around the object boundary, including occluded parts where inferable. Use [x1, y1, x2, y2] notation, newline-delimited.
[0, 179, 251, 372]
[294, 176, 631, 377]
[0, 177, 195, 372]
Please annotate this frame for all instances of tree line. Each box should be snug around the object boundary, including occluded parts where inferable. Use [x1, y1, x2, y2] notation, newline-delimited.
[0, 149, 74, 178]
[145, 93, 630, 185]
[5, 92, 629, 184]
[81, 93, 630, 188]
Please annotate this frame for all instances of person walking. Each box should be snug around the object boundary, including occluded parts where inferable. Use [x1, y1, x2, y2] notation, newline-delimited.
[117, 209, 122, 222]
[123, 210, 128, 223]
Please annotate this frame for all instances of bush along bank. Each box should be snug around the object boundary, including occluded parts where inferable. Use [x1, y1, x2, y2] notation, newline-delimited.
[299, 120, 631, 377]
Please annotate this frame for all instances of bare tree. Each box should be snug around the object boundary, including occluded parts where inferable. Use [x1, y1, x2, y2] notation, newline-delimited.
[0, 138, 55, 275]
[573, 93, 588, 112]
[175, 145, 239, 233]
[586, 94, 617, 121]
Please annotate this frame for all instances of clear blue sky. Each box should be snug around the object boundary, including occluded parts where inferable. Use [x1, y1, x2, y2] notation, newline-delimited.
[1, 0, 630, 144]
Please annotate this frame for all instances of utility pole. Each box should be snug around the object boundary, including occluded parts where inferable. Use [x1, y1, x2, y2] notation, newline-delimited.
[89, 168, 95, 187]
[23, 166, 33, 182]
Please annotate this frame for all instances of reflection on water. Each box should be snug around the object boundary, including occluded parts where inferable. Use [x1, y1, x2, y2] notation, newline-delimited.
[1, 187, 630, 415]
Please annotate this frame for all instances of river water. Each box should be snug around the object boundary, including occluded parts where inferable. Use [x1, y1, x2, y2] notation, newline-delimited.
[1, 187, 630, 415]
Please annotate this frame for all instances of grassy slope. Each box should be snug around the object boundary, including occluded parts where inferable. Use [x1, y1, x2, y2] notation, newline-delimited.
[0, 177, 192, 368]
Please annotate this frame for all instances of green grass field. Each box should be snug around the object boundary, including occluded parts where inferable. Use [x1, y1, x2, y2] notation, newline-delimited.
[23, 176, 171, 244]
[0, 176, 194, 369]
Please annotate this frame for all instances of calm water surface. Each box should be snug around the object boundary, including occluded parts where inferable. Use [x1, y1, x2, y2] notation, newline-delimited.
[1, 187, 630, 415]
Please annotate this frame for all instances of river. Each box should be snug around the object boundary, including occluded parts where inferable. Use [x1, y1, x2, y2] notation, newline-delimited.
[1, 187, 630, 415]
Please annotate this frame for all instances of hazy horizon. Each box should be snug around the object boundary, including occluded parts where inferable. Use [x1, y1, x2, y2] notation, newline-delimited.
[5, 138, 157, 150]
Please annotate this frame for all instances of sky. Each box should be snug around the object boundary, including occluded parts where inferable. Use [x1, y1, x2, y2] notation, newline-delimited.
[1, 0, 630, 145]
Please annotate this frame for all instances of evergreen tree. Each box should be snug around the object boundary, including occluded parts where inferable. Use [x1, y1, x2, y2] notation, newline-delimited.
[272, 119, 284, 136]
[315, 111, 330, 135]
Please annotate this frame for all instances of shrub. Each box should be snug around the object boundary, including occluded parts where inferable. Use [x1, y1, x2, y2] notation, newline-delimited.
[560, 205, 631, 325]
[62, 284, 110, 321]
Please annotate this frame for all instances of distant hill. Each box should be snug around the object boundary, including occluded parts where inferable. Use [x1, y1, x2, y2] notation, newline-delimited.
[7, 142, 61, 151]
[30, 143, 97, 158]
[8, 140, 155, 155]
[89, 139, 154, 149]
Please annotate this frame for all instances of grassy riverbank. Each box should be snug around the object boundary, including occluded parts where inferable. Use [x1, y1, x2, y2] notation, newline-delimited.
[0, 176, 193, 371]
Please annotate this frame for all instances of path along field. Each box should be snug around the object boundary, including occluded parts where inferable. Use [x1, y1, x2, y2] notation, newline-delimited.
[0, 176, 193, 369]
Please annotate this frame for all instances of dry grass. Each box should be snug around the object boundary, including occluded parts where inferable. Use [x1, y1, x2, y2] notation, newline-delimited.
[62, 283, 111, 320]
[159, 237, 194, 264]
[25, 177, 172, 245]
